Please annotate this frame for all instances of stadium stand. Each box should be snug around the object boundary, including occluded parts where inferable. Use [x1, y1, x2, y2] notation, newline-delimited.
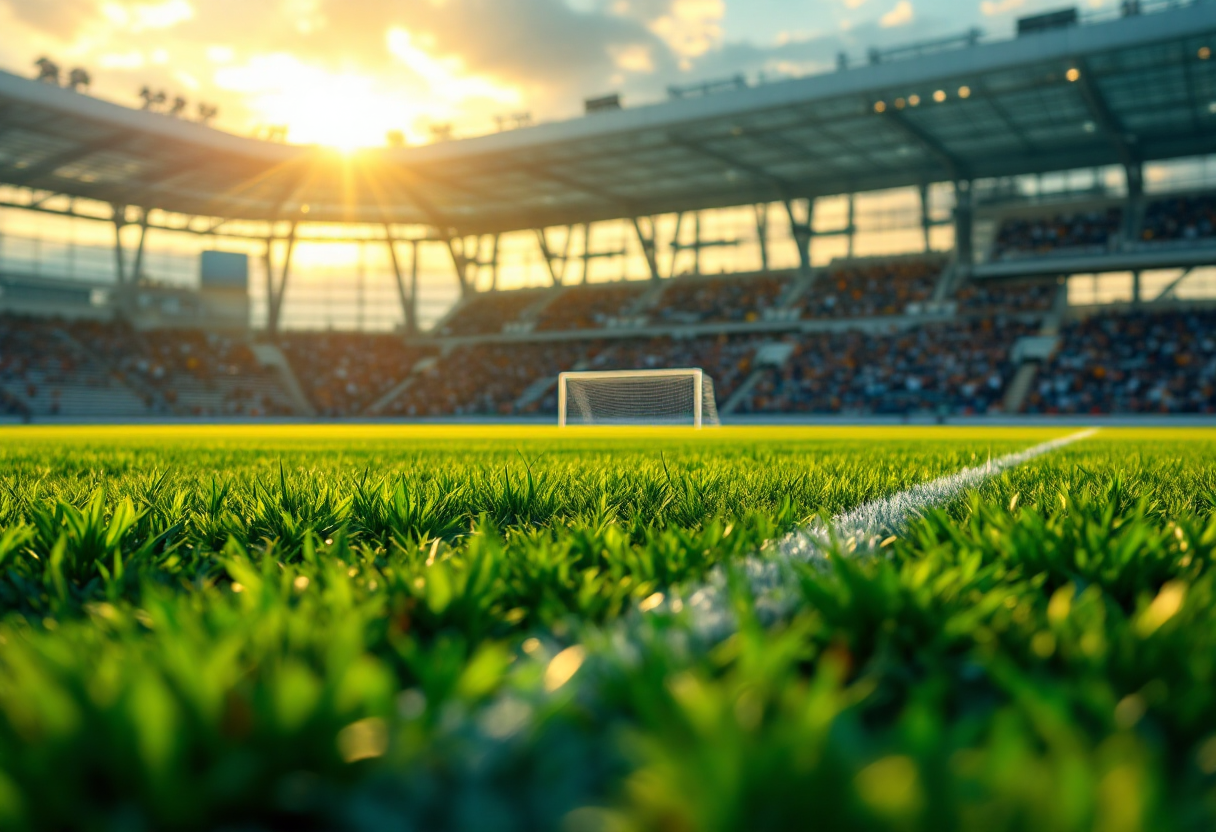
[279, 333, 433, 416]
[739, 318, 1035, 416]
[0, 315, 151, 418]
[1141, 194, 1216, 244]
[954, 278, 1059, 315]
[534, 281, 649, 331]
[1025, 307, 1216, 415]
[382, 341, 603, 417]
[437, 289, 551, 336]
[73, 324, 295, 417]
[5, 194, 1216, 422]
[991, 208, 1123, 259]
[0, 314, 296, 418]
[802, 256, 944, 319]
[651, 272, 793, 324]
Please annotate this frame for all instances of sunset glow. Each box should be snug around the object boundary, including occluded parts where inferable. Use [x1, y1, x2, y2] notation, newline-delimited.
[0, 0, 1060, 151]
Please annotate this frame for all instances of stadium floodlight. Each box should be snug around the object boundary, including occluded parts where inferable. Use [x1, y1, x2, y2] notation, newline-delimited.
[557, 368, 720, 428]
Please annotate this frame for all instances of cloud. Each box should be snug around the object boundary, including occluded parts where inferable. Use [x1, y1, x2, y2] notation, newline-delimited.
[646, 0, 725, 64]
[100, 0, 194, 32]
[386, 27, 520, 104]
[979, 0, 1023, 14]
[0, 0, 985, 147]
[880, 0, 913, 26]
[1, 0, 99, 36]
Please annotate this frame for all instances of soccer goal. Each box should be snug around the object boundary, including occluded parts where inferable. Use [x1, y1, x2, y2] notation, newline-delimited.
[558, 368, 720, 427]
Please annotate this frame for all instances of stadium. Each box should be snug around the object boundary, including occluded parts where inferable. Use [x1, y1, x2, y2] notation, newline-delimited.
[0, 0, 1215, 829]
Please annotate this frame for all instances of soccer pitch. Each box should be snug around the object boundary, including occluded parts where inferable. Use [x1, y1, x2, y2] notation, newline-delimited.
[0, 425, 1214, 831]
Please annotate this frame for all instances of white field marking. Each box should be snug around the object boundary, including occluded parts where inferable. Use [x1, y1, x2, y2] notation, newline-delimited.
[678, 429, 1099, 641]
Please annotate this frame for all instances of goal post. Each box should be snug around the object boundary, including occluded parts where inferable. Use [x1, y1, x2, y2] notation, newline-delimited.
[557, 368, 720, 427]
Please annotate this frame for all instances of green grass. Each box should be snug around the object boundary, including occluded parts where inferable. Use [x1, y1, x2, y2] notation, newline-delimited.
[0, 426, 1213, 831]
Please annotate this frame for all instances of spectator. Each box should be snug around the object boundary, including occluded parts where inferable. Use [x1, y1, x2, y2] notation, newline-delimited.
[954, 278, 1058, 315]
[1026, 309, 1216, 414]
[992, 208, 1122, 259]
[803, 257, 944, 319]
[534, 282, 649, 331]
[741, 318, 1033, 416]
[439, 291, 548, 336]
[280, 333, 433, 416]
[1141, 195, 1216, 244]
[653, 273, 792, 325]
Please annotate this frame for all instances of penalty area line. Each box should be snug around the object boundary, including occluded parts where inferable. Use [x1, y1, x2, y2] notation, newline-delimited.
[680, 428, 1099, 641]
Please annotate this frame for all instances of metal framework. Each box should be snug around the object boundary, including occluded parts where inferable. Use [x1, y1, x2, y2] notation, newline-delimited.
[0, 0, 1213, 328]
[0, 2, 1210, 236]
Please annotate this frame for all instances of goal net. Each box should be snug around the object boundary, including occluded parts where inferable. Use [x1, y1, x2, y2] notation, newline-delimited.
[558, 368, 720, 427]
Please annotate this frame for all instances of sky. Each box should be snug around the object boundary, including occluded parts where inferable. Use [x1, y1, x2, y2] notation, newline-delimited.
[0, 0, 1119, 150]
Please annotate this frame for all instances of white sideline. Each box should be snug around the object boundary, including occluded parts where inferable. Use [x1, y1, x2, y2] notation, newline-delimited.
[680, 429, 1098, 640]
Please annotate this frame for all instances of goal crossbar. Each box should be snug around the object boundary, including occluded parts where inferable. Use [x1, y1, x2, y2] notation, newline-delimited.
[558, 368, 712, 428]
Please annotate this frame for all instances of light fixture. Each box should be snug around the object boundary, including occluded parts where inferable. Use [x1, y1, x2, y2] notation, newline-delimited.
[1209, 101, 1216, 114]
[958, 85, 971, 98]
[300, 204, 310, 214]
[874, 101, 887, 113]
[895, 97, 906, 109]
[908, 94, 921, 106]
[1200, 46, 1212, 60]
[933, 89, 947, 103]
[1066, 67, 1081, 82]
[1083, 121, 1096, 133]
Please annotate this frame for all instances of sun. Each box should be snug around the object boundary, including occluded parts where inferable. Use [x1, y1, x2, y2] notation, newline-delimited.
[215, 54, 417, 150]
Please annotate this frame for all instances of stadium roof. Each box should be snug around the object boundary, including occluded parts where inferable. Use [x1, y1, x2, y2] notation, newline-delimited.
[0, 1, 1214, 236]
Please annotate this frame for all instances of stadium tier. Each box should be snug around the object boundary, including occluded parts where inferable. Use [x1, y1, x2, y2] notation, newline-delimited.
[278, 333, 435, 417]
[2, 238, 1213, 419]
[739, 318, 1035, 416]
[801, 256, 945, 319]
[1027, 308, 1216, 415]
[1141, 194, 1216, 243]
[991, 208, 1124, 260]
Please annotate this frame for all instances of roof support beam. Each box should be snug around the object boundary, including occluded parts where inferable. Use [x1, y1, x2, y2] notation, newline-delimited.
[754, 204, 770, 271]
[1072, 59, 1137, 168]
[385, 228, 418, 335]
[535, 227, 570, 286]
[1154, 267, 1193, 303]
[446, 235, 480, 296]
[631, 216, 662, 282]
[265, 222, 297, 335]
[784, 199, 813, 277]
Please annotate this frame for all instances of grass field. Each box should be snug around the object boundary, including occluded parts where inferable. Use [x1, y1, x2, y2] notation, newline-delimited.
[0, 425, 1214, 831]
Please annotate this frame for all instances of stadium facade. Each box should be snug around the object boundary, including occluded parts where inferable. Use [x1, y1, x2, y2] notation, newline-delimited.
[0, 0, 1214, 421]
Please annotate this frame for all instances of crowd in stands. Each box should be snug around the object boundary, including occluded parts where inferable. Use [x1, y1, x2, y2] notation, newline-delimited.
[802, 258, 943, 319]
[991, 208, 1122, 259]
[280, 333, 433, 416]
[740, 317, 1034, 416]
[652, 273, 792, 325]
[384, 342, 604, 417]
[1025, 309, 1216, 414]
[954, 278, 1059, 315]
[0, 315, 88, 418]
[534, 282, 648, 331]
[1141, 194, 1216, 244]
[437, 290, 549, 336]
[0, 314, 294, 418]
[74, 323, 293, 416]
[377, 333, 765, 417]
